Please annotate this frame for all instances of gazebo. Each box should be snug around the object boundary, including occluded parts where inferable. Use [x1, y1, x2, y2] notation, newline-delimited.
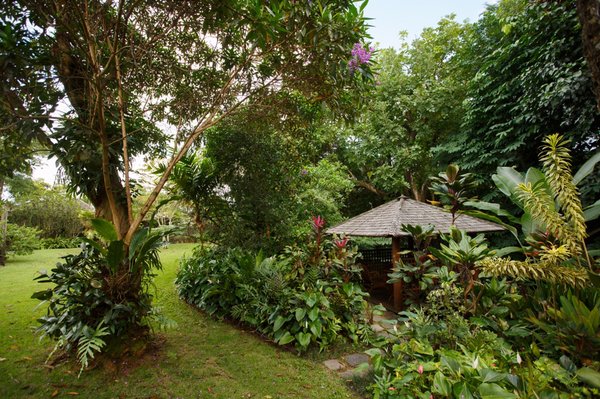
[327, 196, 504, 310]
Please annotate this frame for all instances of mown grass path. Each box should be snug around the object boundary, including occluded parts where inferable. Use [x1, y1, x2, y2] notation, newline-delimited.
[0, 244, 360, 399]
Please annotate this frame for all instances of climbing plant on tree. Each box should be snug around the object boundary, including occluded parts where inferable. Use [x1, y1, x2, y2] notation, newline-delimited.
[2, 0, 373, 357]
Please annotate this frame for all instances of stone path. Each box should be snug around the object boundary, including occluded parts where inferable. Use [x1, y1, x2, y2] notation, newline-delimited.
[322, 307, 397, 380]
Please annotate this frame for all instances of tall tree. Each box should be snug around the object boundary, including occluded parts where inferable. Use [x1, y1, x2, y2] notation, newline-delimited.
[337, 16, 473, 204]
[440, 0, 600, 193]
[1, 0, 372, 333]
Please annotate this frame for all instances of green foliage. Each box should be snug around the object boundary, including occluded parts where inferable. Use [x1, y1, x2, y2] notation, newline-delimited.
[177, 224, 372, 352]
[440, 0, 600, 189]
[337, 16, 474, 202]
[387, 224, 439, 305]
[479, 134, 595, 289]
[2, 223, 40, 257]
[527, 293, 600, 361]
[7, 176, 85, 239]
[430, 164, 478, 222]
[368, 293, 599, 398]
[31, 223, 170, 372]
[478, 257, 589, 289]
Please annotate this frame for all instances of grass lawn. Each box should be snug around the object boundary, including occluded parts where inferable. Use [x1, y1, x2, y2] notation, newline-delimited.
[0, 244, 362, 399]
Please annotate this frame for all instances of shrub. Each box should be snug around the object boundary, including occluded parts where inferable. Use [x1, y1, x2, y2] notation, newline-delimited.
[32, 224, 171, 374]
[3, 223, 41, 255]
[177, 217, 373, 352]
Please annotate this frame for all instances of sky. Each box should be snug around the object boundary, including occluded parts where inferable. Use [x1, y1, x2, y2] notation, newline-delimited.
[364, 0, 494, 48]
[32, 0, 494, 185]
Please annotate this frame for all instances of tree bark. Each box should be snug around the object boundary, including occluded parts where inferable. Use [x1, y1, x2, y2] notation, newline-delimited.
[577, 0, 600, 111]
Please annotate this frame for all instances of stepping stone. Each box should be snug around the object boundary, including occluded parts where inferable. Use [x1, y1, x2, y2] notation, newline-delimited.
[377, 330, 394, 339]
[339, 366, 371, 380]
[344, 353, 370, 367]
[323, 359, 344, 371]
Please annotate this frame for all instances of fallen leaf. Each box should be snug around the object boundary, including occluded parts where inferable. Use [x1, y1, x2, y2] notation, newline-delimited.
[0, 358, 6, 362]
[22, 356, 32, 361]
[51, 390, 59, 398]
[66, 392, 79, 395]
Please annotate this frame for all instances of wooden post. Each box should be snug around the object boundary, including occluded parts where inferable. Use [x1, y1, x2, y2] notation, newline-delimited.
[392, 236, 402, 310]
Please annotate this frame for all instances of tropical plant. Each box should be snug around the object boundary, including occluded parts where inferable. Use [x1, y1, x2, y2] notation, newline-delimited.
[177, 218, 372, 352]
[478, 134, 596, 288]
[430, 164, 478, 224]
[440, 0, 600, 191]
[32, 220, 171, 372]
[3, 0, 373, 343]
[387, 224, 439, 305]
[527, 293, 600, 361]
[430, 228, 494, 304]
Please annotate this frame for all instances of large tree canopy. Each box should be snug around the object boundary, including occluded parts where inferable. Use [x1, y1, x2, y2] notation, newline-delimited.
[1, 0, 372, 242]
[439, 0, 600, 188]
[0, 0, 373, 339]
[337, 16, 473, 204]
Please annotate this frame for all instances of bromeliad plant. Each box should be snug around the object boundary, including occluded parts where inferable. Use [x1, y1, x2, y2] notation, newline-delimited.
[32, 219, 172, 374]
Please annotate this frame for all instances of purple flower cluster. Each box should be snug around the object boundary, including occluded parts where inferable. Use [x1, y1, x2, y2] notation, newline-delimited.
[348, 43, 373, 72]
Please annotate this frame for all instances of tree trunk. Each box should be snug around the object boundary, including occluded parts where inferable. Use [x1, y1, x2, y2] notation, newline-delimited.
[577, 0, 600, 111]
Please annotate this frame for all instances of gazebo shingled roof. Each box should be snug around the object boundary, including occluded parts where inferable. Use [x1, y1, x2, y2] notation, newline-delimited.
[327, 196, 503, 237]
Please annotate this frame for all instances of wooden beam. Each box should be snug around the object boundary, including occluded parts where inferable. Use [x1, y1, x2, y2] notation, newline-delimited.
[392, 236, 402, 310]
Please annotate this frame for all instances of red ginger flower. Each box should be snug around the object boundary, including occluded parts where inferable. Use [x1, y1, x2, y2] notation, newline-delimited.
[311, 215, 325, 231]
[334, 237, 349, 249]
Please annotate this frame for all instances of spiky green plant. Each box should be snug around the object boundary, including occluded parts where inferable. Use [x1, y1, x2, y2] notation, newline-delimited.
[478, 134, 594, 287]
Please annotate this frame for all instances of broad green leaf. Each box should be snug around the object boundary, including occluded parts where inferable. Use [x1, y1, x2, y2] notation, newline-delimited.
[479, 368, 506, 383]
[129, 227, 148, 260]
[584, 200, 600, 222]
[91, 218, 118, 242]
[432, 371, 452, 396]
[277, 331, 294, 345]
[493, 167, 524, 199]
[577, 367, 600, 388]
[296, 332, 311, 348]
[31, 289, 52, 300]
[273, 315, 286, 332]
[106, 241, 125, 272]
[478, 383, 517, 399]
[573, 151, 600, 185]
[453, 382, 474, 399]
[295, 308, 306, 321]
[308, 307, 319, 321]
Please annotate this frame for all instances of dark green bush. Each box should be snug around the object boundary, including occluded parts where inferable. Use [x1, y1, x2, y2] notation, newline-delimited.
[176, 227, 372, 352]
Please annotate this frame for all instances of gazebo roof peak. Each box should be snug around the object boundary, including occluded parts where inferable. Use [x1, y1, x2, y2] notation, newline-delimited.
[327, 196, 503, 237]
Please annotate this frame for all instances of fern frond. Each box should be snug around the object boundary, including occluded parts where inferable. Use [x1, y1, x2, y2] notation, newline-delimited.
[540, 134, 587, 245]
[77, 323, 109, 377]
[477, 257, 588, 289]
[516, 181, 579, 253]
